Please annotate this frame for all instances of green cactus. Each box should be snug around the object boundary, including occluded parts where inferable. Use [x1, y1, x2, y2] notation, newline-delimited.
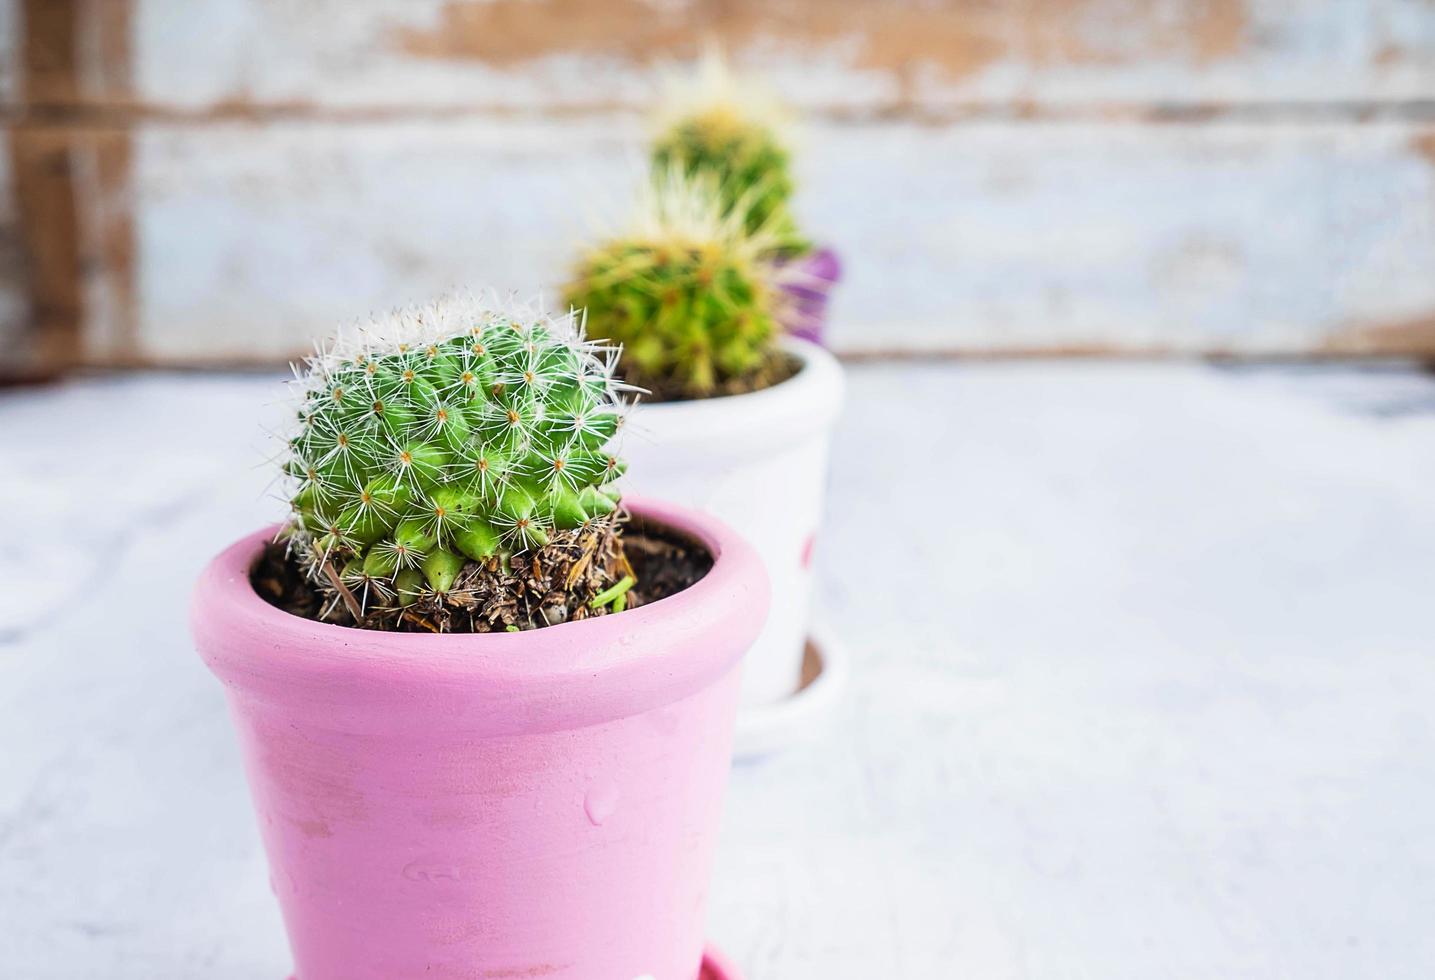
[282, 296, 628, 619]
[564, 172, 782, 401]
[651, 54, 808, 254]
[652, 106, 805, 252]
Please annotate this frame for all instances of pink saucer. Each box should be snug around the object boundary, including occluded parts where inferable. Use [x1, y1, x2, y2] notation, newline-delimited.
[290, 944, 742, 980]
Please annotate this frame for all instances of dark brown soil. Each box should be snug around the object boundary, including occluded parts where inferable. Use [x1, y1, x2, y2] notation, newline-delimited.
[250, 515, 713, 634]
[625, 349, 799, 404]
[619, 523, 715, 606]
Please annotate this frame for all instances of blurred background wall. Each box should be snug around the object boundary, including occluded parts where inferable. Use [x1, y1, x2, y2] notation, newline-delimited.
[2, 0, 1433, 377]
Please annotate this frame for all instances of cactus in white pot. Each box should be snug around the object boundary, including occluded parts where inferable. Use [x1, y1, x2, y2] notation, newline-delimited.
[564, 174, 845, 727]
[649, 52, 841, 345]
[565, 170, 785, 401]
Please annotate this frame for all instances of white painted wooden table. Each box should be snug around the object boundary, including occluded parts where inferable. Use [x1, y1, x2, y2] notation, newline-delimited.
[2, 362, 1433, 979]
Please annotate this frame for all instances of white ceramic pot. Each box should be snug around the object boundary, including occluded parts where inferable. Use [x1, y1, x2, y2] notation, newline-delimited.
[621, 338, 844, 707]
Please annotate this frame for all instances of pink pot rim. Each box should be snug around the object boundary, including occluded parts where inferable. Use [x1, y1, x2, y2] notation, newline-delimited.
[191, 496, 768, 736]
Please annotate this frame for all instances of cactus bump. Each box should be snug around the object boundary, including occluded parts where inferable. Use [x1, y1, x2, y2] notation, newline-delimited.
[281, 295, 630, 626]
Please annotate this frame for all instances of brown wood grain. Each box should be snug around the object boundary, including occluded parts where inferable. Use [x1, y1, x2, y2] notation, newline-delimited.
[4, 1, 1429, 119]
[19, 0, 80, 105]
[397, 0, 1249, 77]
[387, 0, 1254, 116]
[8, 126, 83, 374]
[8, 1, 84, 375]
[5, 0, 137, 378]
[1323, 312, 1435, 359]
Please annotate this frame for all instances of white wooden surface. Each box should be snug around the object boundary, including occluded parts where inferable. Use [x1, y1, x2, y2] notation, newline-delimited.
[2, 361, 1435, 978]
[115, 116, 1435, 363]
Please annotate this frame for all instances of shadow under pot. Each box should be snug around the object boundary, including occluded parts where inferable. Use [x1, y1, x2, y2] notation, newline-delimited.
[191, 497, 768, 980]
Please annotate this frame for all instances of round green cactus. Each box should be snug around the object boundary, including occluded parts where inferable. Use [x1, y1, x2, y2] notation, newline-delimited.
[283, 296, 628, 614]
[564, 173, 781, 400]
[651, 53, 808, 254]
[652, 106, 804, 251]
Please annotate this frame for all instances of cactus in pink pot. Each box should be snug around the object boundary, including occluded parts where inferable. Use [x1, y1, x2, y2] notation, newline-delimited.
[192, 293, 765, 979]
[280, 295, 632, 631]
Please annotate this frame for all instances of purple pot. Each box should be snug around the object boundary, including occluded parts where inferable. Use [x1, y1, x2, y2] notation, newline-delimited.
[773, 246, 842, 346]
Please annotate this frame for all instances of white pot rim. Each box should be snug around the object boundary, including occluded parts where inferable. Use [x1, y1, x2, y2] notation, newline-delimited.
[623, 338, 845, 455]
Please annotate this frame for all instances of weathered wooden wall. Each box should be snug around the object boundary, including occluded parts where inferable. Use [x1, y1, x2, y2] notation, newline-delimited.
[2, 0, 1434, 373]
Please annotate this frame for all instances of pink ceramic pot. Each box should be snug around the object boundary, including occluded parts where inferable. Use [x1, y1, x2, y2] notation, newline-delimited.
[192, 497, 766, 980]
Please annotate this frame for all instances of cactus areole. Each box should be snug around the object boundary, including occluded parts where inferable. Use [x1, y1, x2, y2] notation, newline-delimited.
[273, 295, 671, 633]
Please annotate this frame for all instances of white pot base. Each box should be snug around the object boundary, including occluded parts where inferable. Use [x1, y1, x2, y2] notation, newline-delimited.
[733, 624, 849, 761]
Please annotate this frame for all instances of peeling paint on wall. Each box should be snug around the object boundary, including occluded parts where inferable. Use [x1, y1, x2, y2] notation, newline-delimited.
[1325, 312, 1435, 357]
[121, 0, 1435, 111]
[395, 0, 1250, 78]
[4, 0, 1435, 367]
[1412, 129, 1435, 166]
